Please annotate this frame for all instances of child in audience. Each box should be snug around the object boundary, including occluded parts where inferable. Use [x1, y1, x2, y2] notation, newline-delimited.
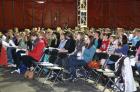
[100, 33, 110, 52]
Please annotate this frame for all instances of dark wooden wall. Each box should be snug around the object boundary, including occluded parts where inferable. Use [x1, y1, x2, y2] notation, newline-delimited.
[0, 0, 140, 31]
[0, 0, 77, 31]
[88, 0, 140, 29]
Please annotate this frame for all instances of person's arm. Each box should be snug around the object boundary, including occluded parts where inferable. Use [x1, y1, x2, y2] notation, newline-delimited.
[9, 40, 17, 48]
[2, 41, 10, 47]
[115, 47, 123, 53]
[84, 45, 96, 62]
[89, 46, 96, 60]
[98, 39, 102, 49]
[135, 41, 140, 49]
[28, 41, 45, 58]
[115, 45, 128, 55]
[81, 46, 85, 56]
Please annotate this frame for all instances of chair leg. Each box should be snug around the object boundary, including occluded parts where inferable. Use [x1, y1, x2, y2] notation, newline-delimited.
[37, 66, 44, 79]
[95, 73, 103, 86]
[43, 70, 52, 86]
[110, 79, 123, 92]
[102, 79, 111, 92]
[110, 78, 120, 92]
[92, 69, 100, 81]
[51, 70, 63, 87]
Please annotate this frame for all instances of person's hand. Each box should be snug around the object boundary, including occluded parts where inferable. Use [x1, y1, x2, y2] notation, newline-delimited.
[59, 49, 68, 53]
[15, 46, 19, 49]
[103, 51, 107, 53]
[26, 51, 28, 55]
[96, 49, 101, 53]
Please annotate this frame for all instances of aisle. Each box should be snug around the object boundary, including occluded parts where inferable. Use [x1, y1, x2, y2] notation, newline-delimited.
[0, 67, 101, 92]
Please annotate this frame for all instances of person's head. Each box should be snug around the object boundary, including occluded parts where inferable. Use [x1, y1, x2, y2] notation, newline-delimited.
[109, 35, 116, 43]
[76, 32, 85, 41]
[121, 35, 128, 45]
[14, 27, 19, 33]
[135, 28, 140, 37]
[103, 33, 109, 40]
[132, 30, 136, 37]
[60, 32, 66, 40]
[117, 28, 124, 37]
[45, 28, 53, 39]
[8, 29, 13, 36]
[56, 27, 62, 33]
[94, 31, 100, 39]
[65, 31, 73, 40]
[6, 29, 14, 40]
[0, 32, 3, 38]
[24, 29, 31, 36]
[39, 31, 45, 39]
[30, 32, 38, 41]
[19, 32, 26, 40]
[84, 34, 93, 48]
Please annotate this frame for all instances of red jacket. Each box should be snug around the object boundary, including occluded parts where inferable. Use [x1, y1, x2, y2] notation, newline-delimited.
[100, 40, 110, 51]
[0, 47, 7, 66]
[28, 39, 45, 62]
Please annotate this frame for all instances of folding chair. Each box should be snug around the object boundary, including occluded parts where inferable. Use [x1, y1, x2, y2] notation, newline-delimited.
[33, 48, 57, 79]
[41, 48, 66, 86]
[43, 65, 64, 86]
[33, 52, 50, 78]
[102, 56, 126, 92]
[102, 72, 124, 92]
[95, 54, 120, 86]
[93, 53, 110, 85]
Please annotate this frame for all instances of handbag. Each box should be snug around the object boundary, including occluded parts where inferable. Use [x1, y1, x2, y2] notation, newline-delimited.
[24, 67, 34, 80]
[87, 60, 100, 69]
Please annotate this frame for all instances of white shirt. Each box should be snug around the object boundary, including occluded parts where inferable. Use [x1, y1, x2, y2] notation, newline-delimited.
[2, 40, 17, 48]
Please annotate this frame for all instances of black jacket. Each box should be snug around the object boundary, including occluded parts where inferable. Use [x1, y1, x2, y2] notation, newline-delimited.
[92, 38, 102, 49]
[64, 39, 76, 53]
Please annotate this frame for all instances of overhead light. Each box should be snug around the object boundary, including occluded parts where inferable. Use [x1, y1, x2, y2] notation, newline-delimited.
[36, 0, 45, 4]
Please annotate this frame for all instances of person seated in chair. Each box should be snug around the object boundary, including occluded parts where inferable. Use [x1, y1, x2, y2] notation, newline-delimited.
[62, 32, 85, 71]
[100, 33, 110, 52]
[115, 35, 129, 56]
[68, 34, 96, 81]
[14, 32, 46, 73]
[0, 38, 8, 66]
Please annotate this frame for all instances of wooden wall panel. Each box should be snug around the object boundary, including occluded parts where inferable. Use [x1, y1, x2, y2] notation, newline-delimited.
[3, 0, 13, 29]
[88, 0, 140, 28]
[14, 0, 24, 29]
[0, 0, 3, 30]
[33, 1, 43, 27]
[43, 0, 77, 29]
[23, 1, 33, 28]
[1, 0, 140, 31]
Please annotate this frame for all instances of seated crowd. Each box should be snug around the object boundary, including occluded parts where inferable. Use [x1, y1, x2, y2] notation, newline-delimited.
[0, 27, 140, 91]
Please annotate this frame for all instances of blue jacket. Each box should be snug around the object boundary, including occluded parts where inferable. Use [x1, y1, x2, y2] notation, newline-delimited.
[115, 44, 129, 55]
[83, 45, 96, 63]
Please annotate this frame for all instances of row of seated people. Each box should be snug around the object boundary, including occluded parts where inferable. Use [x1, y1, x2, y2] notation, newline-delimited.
[0, 27, 140, 91]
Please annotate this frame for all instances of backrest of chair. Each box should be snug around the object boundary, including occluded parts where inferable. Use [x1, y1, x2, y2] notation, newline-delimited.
[115, 56, 126, 76]
[99, 53, 109, 60]
[109, 54, 121, 63]
[93, 52, 109, 61]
